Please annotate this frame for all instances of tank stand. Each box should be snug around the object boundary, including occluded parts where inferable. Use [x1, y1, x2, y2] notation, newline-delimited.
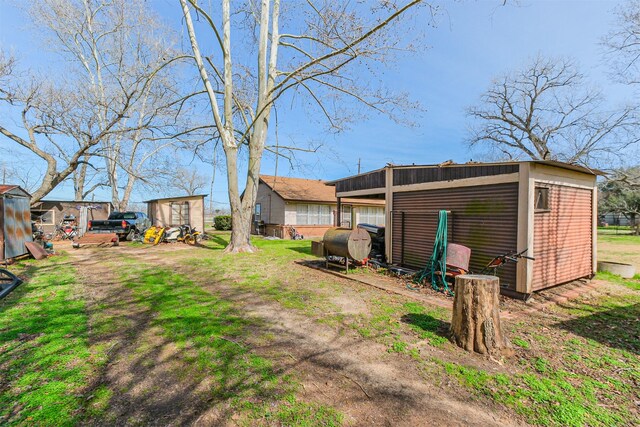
[325, 249, 350, 273]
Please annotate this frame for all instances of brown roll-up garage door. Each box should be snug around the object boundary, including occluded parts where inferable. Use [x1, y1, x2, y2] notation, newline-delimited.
[533, 184, 593, 291]
[392, 182, 519, 290]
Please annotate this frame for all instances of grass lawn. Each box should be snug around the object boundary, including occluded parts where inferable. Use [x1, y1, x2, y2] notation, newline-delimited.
[0, 256, 102, 425]
[0, 231, 638, 426]
[183, 234, 640, 427]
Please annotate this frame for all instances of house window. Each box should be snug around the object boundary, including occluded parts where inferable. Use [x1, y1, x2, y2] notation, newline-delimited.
[171, 202, 190, 225]
[255, 203, 262, 221]
[31, 210, 54, 225]
[341, 204, 352, 228]
[535, 187, 550, 212]
[296, 204, 332, 225]
[358, 206, 385, 226]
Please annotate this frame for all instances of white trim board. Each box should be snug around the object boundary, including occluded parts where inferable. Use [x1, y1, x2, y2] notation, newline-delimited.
[390, 173, 519, 193]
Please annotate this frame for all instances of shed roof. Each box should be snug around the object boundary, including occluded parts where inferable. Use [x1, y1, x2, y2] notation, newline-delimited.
[326, 160, 603, 187]
[259, 175, 384, 205]
[144, 194, 207, 203]
[0, 185, 31, 198]
[38, 199, 113, 204]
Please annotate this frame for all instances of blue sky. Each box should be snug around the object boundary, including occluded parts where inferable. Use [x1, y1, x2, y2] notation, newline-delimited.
[0, 1, 630, 208]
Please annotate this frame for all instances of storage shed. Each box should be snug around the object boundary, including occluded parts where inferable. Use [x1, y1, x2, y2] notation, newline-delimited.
[30, 200, 113, 235]
[0, 185, 32, 261]
[145, 194, 206, 232]
[327, 161, 599, 298]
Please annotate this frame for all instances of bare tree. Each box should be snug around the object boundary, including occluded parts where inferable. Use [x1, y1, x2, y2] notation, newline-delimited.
[24, 0, 195, 210]
[159, 166, 208, 196]
[600, 166, 640, 234]
[0, 58, 137, 203]
[603, 0, 640, 85]
[0, 152, 43, 193]
[467, 56, 640, 166]
[179, 0, 431, 253]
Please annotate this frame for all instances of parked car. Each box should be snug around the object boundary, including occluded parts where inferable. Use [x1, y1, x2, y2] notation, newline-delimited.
[88, 211, 151, 241]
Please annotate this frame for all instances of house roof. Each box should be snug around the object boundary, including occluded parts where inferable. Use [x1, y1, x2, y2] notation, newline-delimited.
[259, 175, 384, 205]
[36, 199, 113, 206]
[0, 185, 31, 197]
[143, 194, 207, 203]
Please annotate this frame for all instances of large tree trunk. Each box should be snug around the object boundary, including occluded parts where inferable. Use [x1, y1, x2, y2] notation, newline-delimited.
[73, 154, 89, 200]
[223, 145, 255, 253]
[450, 274, 511, 356]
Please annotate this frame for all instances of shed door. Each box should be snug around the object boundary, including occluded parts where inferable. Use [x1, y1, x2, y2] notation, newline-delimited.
[532, 185, 593, 290]
[3, 196, 32, 259]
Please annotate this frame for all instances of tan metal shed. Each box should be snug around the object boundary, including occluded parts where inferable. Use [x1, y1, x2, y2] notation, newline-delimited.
[327, 161, 599, 298]
[145, 194, 207, 233]
[0, 185, 33, 261]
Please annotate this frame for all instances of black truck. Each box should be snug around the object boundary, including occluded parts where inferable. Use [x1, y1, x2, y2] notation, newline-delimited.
[88, 212, 151, 240]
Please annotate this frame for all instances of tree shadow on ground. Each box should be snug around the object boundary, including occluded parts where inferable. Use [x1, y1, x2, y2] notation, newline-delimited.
[287, 245, 312, 255]
[200, 234, 228, 250]
[554, 302, 639, 355]
[400, 312, 450, 340]
[78, 264, 295, 426]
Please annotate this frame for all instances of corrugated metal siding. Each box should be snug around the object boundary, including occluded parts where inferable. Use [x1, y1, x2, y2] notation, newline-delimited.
[2, 196, 32, 259]
[335, 170, 386, 193]
[392, 183, 519, 290]
[533, 185, 592, 290]
[391, 210, 453, 268]
[393, 164, 518, 186]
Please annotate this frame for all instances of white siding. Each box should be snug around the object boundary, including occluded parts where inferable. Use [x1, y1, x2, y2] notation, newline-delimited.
[284, 203, 297, 224]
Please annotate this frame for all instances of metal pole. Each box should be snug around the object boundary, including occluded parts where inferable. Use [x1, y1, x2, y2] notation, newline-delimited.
[401, 211, 405, 266]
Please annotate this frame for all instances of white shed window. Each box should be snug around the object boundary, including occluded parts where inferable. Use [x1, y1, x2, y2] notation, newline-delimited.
[171, 202, 190, 225]
[535, 187, 550, 212]
[296, 204, 332, 225]
[358, 206, 385, 226]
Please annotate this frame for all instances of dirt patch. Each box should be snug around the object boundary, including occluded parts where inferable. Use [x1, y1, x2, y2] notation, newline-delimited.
[598, 240, 640, 271]
[70, 248, 224, 426]
[113, 244, 525, 426]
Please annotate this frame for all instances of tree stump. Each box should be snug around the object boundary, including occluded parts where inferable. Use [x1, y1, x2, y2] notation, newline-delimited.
[450, 274, 511, 356]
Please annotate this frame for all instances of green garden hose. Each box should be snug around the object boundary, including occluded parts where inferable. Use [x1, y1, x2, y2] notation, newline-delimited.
[414, 210, 452, 295]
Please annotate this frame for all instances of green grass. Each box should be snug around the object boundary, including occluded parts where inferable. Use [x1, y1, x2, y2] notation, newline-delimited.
[434, 285, 640, 426]
[594, 271, 640, 290]
[117, 259, 342, 426]
[400, 302, 449, 347]
[4, 232, 636, 425]
[597, 232, 640, 243]
[185, 237, 452, 357]
[0, 256, 101, 425]
[134, 233, 640, 426]
[512, 337, 530, 349]
[440, 360, 631, 427]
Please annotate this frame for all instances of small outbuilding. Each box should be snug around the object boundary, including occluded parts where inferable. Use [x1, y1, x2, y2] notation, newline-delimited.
[30, 200, 113, 235]
[145, 194, 206, 232]
[0, 185, 32, 261]
[327, 161, 599, 298]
